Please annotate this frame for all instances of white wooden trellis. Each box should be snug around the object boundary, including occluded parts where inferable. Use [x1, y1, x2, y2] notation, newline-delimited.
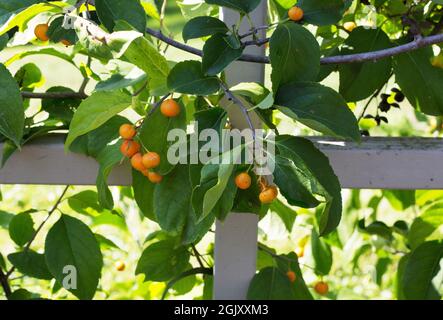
[2, 4, 443, 300]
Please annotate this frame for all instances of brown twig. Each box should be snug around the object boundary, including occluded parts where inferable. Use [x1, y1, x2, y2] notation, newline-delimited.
[145, 27, 443, 65]
[6, 185, 70, 278]
[21, 91, 88, 100]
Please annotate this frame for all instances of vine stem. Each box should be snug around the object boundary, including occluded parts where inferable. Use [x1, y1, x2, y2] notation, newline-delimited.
[148, 93, 171, 116]
[21, 91, 88, 100]
[219, 80, 256, 139]
[146, 27, 443, 65]
[5, 185, 70, 279]
[191, 245, 206, 269]
[0, 268, 11, 298]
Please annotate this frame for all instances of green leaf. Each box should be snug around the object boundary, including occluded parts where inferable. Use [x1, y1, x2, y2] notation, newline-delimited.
[65, 90, 131, 151]
[383, 189, 415, 211]
[5, 48, 78, 69]
[201, 146, 242, 219]
[8, 250, 52, 280]
[269, 22, 320, 92]
[67, 190, 105, 217]
[276, 136, 342, 236]
[135, 239, 190, 282]
[205, 0, 261, 13]
[70, 116, 128, 158]
[42, 87, 81, 123]
[247, 267, 295, 300]
[192, 163, 237, 221]
[95, 0, 147, 33]
[269, 199, 297, 232]
[154, 165, 192, 234]
[275, 82, 360, 141]
[1, 140, 17, 168]
[9, 212, 34, 246]
[96, 142, 123, 210]
[0, 1, 66, 35]
[394, 46, 443, 116]
[409, 202, 443, 249]
[183, 16, 228, 42]
[132, 169, 156, 221]
[138, 101, 187, 175]
[273, 155, 321, 208]
[46, 16, 77, 44]
[0, 210, 13, 228]
[8, 288, 37, 300]
[275, 252, 314, 299]
[395, 254, 409, 299]
[297, 0, 351, 26]
[95, 234, 120, 250]
[107, 30, 170, 95]
[358, 220, 393, 240]
[402, 241, 443, 300]
[95, 69, 147, 92]
[14, 63, 43, 90]
[0, 63, 24, 147]
[339, 28, 392, 102]
[309, 228, 332, 275]
[167, 60, 220, 95]
[45, 214, 103, 300]
[202, 34, 244, 76]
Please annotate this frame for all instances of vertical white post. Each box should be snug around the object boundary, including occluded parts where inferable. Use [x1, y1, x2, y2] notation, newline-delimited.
[213, 3, 267, 300]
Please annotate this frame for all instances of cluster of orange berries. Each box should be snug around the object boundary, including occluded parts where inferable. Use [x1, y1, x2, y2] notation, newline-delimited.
[234, 173, 279, 204]
[34, 23, 72, 46]
[119, 99, 182, 183]
[119, 123, 163, 184]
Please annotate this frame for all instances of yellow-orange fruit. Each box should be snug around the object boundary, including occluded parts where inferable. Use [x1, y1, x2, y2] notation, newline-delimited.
[288, 6, 304, 22]
[160, 99, 181, 117]
[35, 24, 49, 41]
[115, 261, 126, 272]
[344, 21, 357, 32]
[259, 186, 278, 204]
[120, 140, 140, 158]
[142, 152, 161, 169]
[235, 172, 252, 190]
[287, 271, 297, 283]
[119, 124, 136, 139]
[131, 153, 146, 172]
[147, 171, 163, 184]
[314, 281, 329, 295]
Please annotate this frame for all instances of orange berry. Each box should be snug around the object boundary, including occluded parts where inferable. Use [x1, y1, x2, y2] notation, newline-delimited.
[142, 152, 161, 169]
[131, 153, 146, 172]
[120, 140, 140, 158]
[160, 99, 181, 118]
[314, 281, 329, 295]
[115, 261, 126, 272]
[287, 271, 297, 283]
[61, 39, 73, 46]
[259, 186, 278, 204]
[119, 124, 136, 139]
[147, 171, 163, 184]
[344, 21, 357, 32]
[288, 6, 304, 22]
[235, 172, 252, 190]
[34, 23, 49, 41]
